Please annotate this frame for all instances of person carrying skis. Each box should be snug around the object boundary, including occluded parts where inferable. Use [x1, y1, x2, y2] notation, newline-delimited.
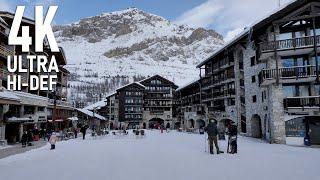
[204, 119, 220, 154]
[227, 121, 238, 154]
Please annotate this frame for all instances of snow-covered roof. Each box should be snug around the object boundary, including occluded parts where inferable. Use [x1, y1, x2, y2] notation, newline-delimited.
[197, 0, 300, 68]
[12, 91, 49, 106]
[84, 91, 116, 110]
[116, 82, 146, 91]
[84, 100, 106, 111]
[197, 28, 249, 68]
[0, 90, 20, 102]
[77, 108, 106, 121]
[13, 91, 49, 101]
[139, 75, 178, 88]
[176, 77, 200, 91]
[68, 117, 79, 121]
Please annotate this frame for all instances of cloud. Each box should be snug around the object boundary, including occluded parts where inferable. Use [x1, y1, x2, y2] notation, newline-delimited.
[175, 0, 295, 40]
[224, 27, 244, 42]
[174, 1, 223, 28]
[0, 0, 13, 11]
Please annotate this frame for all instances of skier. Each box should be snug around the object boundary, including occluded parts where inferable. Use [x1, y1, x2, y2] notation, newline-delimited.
[21, 131, 28, 148]
[204, 119, 220, 154]
[49, 132, 58, 150]
[228, 121, 238, 154]
[80, 125, 87, 140]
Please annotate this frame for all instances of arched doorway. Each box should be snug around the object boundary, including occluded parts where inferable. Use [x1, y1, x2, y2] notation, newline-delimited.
[196, 119, 205, 129]
[174, 122, 181, 129]
[142, 122, 146, 129]
[166, 123, 171, 129]
[149, 118, 164, 129]
[251, 114, 262, 138]
[188, 119, 195, 128]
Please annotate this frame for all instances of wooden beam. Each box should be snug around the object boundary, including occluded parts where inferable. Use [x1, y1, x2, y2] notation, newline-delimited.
[274, 14, 320, 24]
[282, 3, 312, 21]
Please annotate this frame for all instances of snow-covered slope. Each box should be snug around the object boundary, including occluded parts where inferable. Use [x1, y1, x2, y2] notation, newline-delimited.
[54, 8, 224, 105]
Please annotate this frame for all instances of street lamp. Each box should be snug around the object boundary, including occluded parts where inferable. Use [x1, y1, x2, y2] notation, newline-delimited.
[50, 90, 57, 131]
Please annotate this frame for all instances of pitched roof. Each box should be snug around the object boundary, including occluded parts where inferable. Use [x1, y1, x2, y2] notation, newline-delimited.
[176, 78, 200, 91]
[139, 75, 178, 89]
[84, 91, 116, 111]
[77, 108, 106, 121]
[196, 30, 249, 68]
[116, 82, 145, 91]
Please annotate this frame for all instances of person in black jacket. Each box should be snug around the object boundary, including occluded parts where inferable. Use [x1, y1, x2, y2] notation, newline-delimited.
[80, 125, 87, 140]
[228, 121, 238, 154]
[21, 131, 28, 148]
[27, 130, 33, 146]
[204, 119, 220, 154]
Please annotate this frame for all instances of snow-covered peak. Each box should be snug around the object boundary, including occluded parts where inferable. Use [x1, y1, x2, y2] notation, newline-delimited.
[53, 8, 224, 106]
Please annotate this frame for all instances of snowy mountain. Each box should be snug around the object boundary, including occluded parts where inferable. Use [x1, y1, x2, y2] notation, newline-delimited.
[53, 8, 224, 106]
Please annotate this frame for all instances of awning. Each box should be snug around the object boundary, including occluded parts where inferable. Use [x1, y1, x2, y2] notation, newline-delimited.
[0, 90, 20, 105]
[48, 119, 64, 122]
[68, 117, 79, 121]
[7, 117, 32, 122]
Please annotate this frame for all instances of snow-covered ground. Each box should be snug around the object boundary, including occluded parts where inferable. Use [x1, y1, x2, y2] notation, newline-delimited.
[0, 130, 319, 180]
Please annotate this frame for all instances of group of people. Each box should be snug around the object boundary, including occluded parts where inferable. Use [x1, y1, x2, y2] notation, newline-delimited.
[204, 119, 238, 155]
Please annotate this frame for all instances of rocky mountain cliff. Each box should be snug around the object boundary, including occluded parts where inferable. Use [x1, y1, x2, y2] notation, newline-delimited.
[53, 8, 224, 106]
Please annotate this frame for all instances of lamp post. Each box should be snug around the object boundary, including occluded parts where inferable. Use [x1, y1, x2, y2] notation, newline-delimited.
[104, 99, 108, 130]
[50, 90, 57, 131]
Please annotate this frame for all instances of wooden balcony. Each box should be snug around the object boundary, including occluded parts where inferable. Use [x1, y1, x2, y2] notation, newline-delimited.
[0, 44, 14, 58]
[260, 35, 320, 53]
[259, 65, 319, 85]
[284, 96, 320, 111]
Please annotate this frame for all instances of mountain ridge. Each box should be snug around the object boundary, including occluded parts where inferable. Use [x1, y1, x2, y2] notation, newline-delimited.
[53, 7, 224, 106]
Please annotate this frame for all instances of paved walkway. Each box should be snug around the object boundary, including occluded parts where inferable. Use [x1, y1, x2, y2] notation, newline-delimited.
[0, 140, 47, 159]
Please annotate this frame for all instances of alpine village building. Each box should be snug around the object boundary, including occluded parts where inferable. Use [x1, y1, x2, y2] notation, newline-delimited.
[85, 75, 178, 130]
[0, 12, 74, 145]
[83, 0, 320, 146]
[193, 0, 320, 145]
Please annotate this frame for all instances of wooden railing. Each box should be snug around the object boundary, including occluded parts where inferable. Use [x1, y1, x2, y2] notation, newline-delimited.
[260, 35, 320, 52]
[284, 96, 320, 109]
[259, 65, 319, 84]
[0, 44, 14, 57]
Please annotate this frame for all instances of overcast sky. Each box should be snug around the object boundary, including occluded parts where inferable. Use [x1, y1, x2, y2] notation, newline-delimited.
[0, 0, 295, 41]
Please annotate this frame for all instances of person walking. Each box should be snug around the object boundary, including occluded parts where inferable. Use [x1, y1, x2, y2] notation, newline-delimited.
[204, 119, 220, 155]
[21, 131, 28, 148]
[74, 127, 78, 139]
[228, 121, 238, 154]
[49, 132, 58, 150]
[27, 130, 33, 146]
[80, 125, 87, 140]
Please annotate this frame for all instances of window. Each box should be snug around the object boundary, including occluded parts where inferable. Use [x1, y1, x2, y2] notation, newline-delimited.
[252, 95, 257, 103]
[227, 98, 235, 106]
[250, 56, 255, 66]
[251, 76, 256, 83]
